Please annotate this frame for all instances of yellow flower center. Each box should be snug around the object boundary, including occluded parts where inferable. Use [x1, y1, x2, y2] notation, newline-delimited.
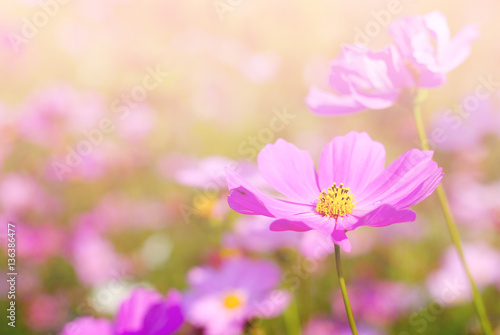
[223, 293, 242, 309]
[315, 183, 355, 219]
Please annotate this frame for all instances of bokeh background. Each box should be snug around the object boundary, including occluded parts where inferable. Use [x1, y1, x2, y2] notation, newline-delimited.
[0, 0, 499, 334]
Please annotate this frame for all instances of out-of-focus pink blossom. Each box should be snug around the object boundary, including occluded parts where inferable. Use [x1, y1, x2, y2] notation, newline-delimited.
[389, 11, 479, 88]
[71, 192, 170, 233]
[332, 281, 421, 326]
[117, 103, 155, 142]
[223, 216, 335, 259]
[0, 174, 60, 217]
[71, 226, 131, 286]
[26, 294, 68, 332]
[303, 317, 384, 335]
[426, 242, 500, 306]
[62, 287, 183, 335]
[17, 85, 105, 147]
[306, 11, 478, 116]
[306, 45, 413, 115]
[449, 176, 500, 230]
[431, 95, 500, 152]
[184, 258, 290, 335]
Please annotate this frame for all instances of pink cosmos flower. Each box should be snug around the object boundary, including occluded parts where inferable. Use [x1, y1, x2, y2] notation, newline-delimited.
[389, 11, 479, 88]
[306, 45, 413, 116]
[61, 287, 183, 335]
[306, 11, 478, 116]
[226, 131, 443, 252]
[184, 258, 290, 335]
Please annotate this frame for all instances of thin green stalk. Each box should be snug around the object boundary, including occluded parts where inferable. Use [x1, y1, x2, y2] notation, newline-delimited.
[335, 244, 358, 335]
[413, 101, 494, 335]
[283, 294, 302, 335]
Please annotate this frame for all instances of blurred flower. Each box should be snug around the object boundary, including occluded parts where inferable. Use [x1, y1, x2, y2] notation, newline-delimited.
[62, 287, 183, 335]
[114, 288, 184, 335]
[71, 226, 131, 286]
[26, 294, 68, 332]
[426, 242, 500, 306]
[160, 155, 267, 220]
[306, 45, 412, 115]
[449, 176, 500, 230]
[306, 11, 478, 116]
[71, 192, 170, 233]
[303, 317, 384, 335]
[184, 258, 290, 335]
[389, 11, 479, 88]
[431, 95, 500, 153]
[116, 103, 155, 143]
[226, 131, 443, 251]
[16, 85, 105, 147]
[332, 281, 421, 326]
[223, 216, 335, 260]
[0, 174, 60, 217]
[62, 317, 113, 335]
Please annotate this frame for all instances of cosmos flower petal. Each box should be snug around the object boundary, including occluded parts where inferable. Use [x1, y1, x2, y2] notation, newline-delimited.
[352, 204, 416, 229]
[226, 168, 313, 218]
[250, 290, 292, 318]
[305, 86, 365, 116]
[439, 23, 479, 73]
[61, 317, 114, 335]
[270, 219, 312, 232]
[141, 290, 184, 335]
[358, 149, 443, 208]
[318, 131, 386, 195]
[331, 228, 351, 252]
[258, 139, 320, 202]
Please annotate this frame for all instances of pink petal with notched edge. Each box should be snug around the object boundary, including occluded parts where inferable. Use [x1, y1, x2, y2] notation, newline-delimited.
[226, 168, 313, 218]
[257, 139, 320, 203]
[318, 131, 386, 195]
[305, 86, 364, 116]
[356, 149, 443, 209]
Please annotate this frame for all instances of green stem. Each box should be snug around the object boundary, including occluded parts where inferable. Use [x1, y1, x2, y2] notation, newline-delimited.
[283, 293, 302, 335]
[335, 244, 358, 335]
[413, 101, 494, 335]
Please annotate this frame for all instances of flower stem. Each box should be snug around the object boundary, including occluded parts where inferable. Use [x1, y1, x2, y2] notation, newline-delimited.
[335, 244, 358, 335]
[413, 101, 494, 335]
[283, 293, 302, 335]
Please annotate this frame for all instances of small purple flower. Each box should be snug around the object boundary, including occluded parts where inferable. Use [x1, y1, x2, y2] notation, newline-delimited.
[226, 131, 443, 251]
[61, 287, 183, 335]
[184, 258, 290, 335]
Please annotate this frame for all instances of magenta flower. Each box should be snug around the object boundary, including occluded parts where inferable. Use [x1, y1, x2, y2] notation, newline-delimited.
[226, 131, 443, 252]
[184, 258, 290, 335]
[389, 11, 479, 88]
[306, 11, 478, 116]
[61, 287, 183, 335]
[306, 45, 413, 116]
